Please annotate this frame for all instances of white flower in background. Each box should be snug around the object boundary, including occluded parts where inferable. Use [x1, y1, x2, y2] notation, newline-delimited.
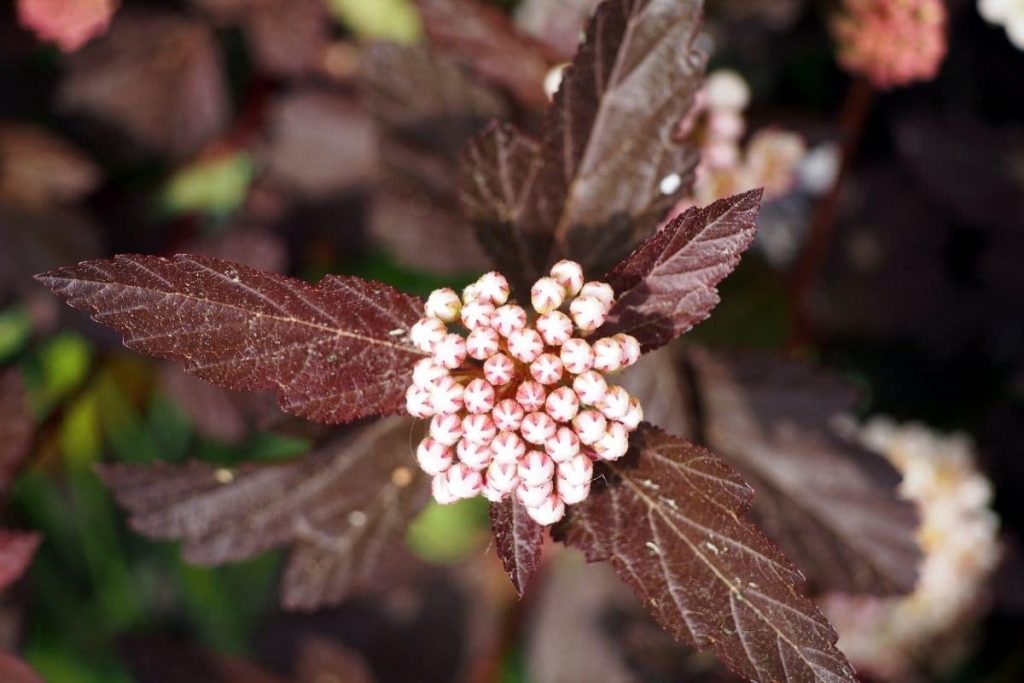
[979, 0, 1024, 50]
[823, 417, 1001, 679]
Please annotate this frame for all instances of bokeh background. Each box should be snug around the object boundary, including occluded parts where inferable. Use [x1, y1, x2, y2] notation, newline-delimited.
[1, 0, 1023, 681]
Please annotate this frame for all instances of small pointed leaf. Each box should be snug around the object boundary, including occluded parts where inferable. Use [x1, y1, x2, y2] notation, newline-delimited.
[556, 423, 856, 683]
[489, 497, 544, 597]
[599, 190, 762, 352]
[37, 254, 426, 425]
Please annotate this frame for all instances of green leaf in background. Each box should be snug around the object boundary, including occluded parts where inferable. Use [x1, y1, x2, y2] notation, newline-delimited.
[0, 306, 31, 361]
[327, 0, 422, 43]
[163, 152, 255, 216]
[25, 332, 93, 416]
[406, 498, 490, 564]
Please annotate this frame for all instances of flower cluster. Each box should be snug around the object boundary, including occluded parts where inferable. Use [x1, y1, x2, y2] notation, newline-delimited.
[823, 417, 1001, 678]
[405, 262, 643, 525]
[979, 0, 1024, 50]
[831, 0, 948, 89]
[17, 0, 117, 53]
[674, 70, 806, 213]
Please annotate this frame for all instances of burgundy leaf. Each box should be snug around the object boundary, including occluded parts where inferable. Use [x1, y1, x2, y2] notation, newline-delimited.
[520, 0, 710, 275]
[599, 190, 762, 352]
[99, 418, 430, 611]
[0, 531, 41, 592]
[263, 91, 379, 199]
[0, 653, 44, 683]
[58, 12, 230, 157]
[556, 424, 856, 683]
[160, 366, 260, 445]
[37, 254, 426, 424]
[459, 122, 545, 290]
[0, 123, 102, 207]
[415, 0, 554, 110]
[0, 368, 34, 495]
[686, 347, 921, 596]
[489, 497, 544, 597]
[240, 0, 329, 78]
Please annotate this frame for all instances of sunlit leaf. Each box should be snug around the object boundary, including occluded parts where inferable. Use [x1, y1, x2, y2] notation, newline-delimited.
[557, 424, 856, 683]
[38, 254, 426, 425]
[328, 0, 422, 44]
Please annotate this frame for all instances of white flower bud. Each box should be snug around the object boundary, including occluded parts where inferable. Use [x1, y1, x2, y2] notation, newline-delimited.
[483, 353, 516, 386]
[517, 480, 554, 508]
[433, 333, 467, 370]
[545, 426, 581, 464]
[518, 450, 555, 487]
[430, 376, 464, 415]
[545, 387, 580, 423]
[573, 409, 607, 445]
[485, 460, 519, 496]
[476, 271, 510, 305]
[572, 371, 608, 405]
[594, 422, 629, 461]
[491, 431, 526, 464]
[705, 70, 751, 112]
[425, 288, 461, 322]
[616, 334, 641, 368]
[430, 413, 463, 446]
[560, 338, 595, 374]
[598, 385, 631, 421]
[410, 317, 447, 352]
[521, 411, 557, 445]
[507, 327, 545, 363]
[456, 438, 492, 470]
[492, 398, 525, 431]
[466, 326, 500, 360]
[526, 494, 565, 525]
[446, 463, 484, 499]
[621, 396, 643, 431]
[405, 385, 434, 418]
[536, 311, 574, 346]
[579, 282, 614, 311]
[515, 381, 547, 412]
[417, 438, 453, 476]
[592, 337, 623, 373]
[557, 479, 590, 505]
[463, 378, 496, 415]
[432, 473, 459, 505]
[462, 413, 497, 446]
[559, 453, 594, 488]
[550, 260, 585, 296]
[491, 304, 527, 337]
[412, 358, 448, 388]
[569, 295, 606, 331]
[530, 353, 564, 385]
[461, 300, 495, 330]
[531, 276, 566, 314]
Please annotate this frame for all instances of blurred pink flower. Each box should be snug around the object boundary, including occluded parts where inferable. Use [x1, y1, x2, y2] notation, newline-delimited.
[832, 0, 948, 89]
[17, 0, 118, 53]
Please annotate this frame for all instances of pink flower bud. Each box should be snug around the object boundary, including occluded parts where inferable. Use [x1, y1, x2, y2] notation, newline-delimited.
[531, 276, 566, 314]
[483, 485, 507, 503]
[430, 413, 463, 446]
[515, 381, 547, 412]
[594, 421, 629, 461]
[430, 376, 465, 415]
[425, 288, 462, 322]
[598, 385, 631, 421]
[466, 326, 500, 360]
[433, 333, 467, 370]
[592, 337, 623, 373]
[462, 282, 483, 303]
[530, 353, 564, 385]
[550, 260, 584, 296]
[417, 438, 453, 476]
[573, 409, 607, 445]
[491, 431, 526, 464]
[485, 460, 519, 495]
[521, 411, 557, 445]
[405, 385, 434, 418]
[446, 463, 484, 499]
[526, 494, 565, 525]
[536, 311, 574, 346]
[560, 338, 595, 374]
[517, 480, 554, 508]
[463, 378, 496, 415]
[410, 317, 447, 352]
[616, 334, 641, 367]
[461, 300, 495, 330]
[545, 386, 580, 423]
[518, 450, 555, 487]
[412, 358, 448, 388]
[507, 328, 545, 363]
[545, 426, 581, 463]
[477, 271, 510, 305]
[572, 371, 608, 405]
[580, 282, 614, 311]
[457, 438, 492, 470]
[558, 479, 590, 505]
[569, 295, 606, 331]
[462, 413, 497, 446]
[492, 398, 525, 431]
[491, 304, 527, 337]
[559, 453, 594, 488]
[432, 473, 459, 505]
[621, 396, 644, 431]
[483, 353, 516, 386]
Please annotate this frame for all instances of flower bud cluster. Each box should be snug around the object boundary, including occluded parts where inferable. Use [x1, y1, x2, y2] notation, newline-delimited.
[823, 417, 1001, 679]
[831, 0, 947, 89]
[405, 262, 643, 525]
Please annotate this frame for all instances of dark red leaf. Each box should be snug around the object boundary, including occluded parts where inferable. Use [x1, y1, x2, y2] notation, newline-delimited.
[58, 12, 230, 157]
[459, 122, 546, 291]
[489, 497, 544, 597]
[0, 531, 41, 593]
[0, 368, 34, 495]
[599, 190, 762, 352]
[685, 347, 921, 596]
[240, 0, 329, 78]
[415, 0, 553, 110]
[37, 254, 426, 424]
[263, 91, 379, 199]
[556, 424, 856, 683]
[99, 418, 430, 611]
[520, 0, 710, 275]
[0, 653, 44, 683]
[0, 123, 102, 207]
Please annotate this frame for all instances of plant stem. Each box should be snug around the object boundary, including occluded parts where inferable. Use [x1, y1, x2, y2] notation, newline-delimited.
[788, 78, 875, 349]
